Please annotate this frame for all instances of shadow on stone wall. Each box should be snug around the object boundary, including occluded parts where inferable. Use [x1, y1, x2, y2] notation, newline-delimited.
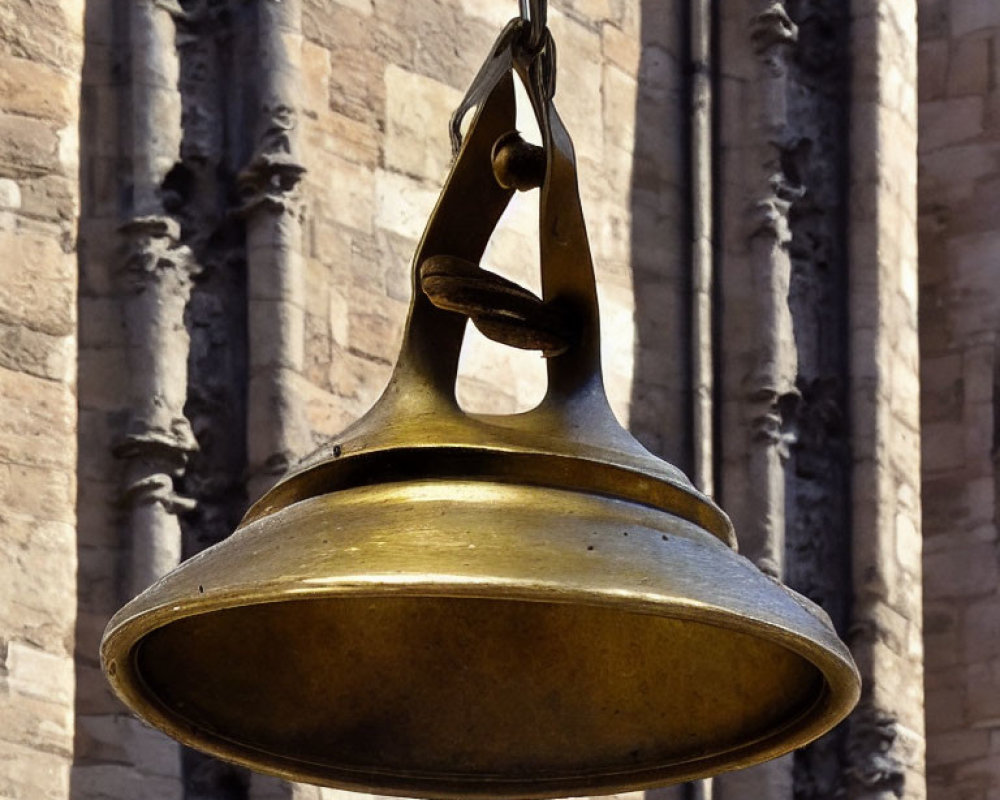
[72, 1, 129, 797]
[627, 0, 692, 472]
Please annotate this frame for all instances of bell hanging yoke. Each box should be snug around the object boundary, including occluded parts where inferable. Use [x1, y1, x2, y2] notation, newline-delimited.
[102, 10, 860, 800]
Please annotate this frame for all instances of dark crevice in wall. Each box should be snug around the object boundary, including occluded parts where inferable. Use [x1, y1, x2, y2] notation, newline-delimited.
[780, 1, 853, 798]
[172, 2, 254, 798]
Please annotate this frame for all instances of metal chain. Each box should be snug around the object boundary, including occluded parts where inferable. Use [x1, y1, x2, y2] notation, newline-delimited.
[518, 0, 547, 54]
[449, 0, 554, 154]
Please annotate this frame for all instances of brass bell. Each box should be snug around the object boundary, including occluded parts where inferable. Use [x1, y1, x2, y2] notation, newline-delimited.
[101, 15, 860, 800]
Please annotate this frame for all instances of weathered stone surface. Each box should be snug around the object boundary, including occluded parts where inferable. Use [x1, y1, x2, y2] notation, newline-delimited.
[0, 0, 993, 798]
[918, 4, 1000, 797]
[384, 65, 461, 181]
[0, 228, 75, 335]
[0, 54, 76, 120]
[0, 9, 81, 800]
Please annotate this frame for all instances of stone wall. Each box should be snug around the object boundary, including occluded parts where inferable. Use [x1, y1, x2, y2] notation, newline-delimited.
[848, 1, 925, 797]
[918, 1, 1000, 798]
[3, 0, 989, 798]
[0, 1, 83, 798]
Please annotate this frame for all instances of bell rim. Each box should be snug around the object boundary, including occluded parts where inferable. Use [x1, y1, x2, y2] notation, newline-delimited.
[102, 577, 860, 799]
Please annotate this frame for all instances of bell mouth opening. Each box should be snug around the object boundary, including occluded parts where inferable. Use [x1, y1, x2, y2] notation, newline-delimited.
[124, 594, 830, 798]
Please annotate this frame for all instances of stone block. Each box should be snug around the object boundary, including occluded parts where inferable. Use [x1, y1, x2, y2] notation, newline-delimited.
[457, 324, 545, 414]
[965, 662, 1000, 727]
[0, 111, 64, 180]
[482, 224, 539, 292]
[0, 0, 83, 68]
[561, 0, 615, 25]
[309, 216, 353, 275]
[0, 365, 75, 466]
[920, 351, 963, 422]
[0, 740, 70, 800]
[301, 39, 332, 116]
[948, 35, 992, 97]
[928, 728, 991, 767]
[602, 22, 639, 74]
[304, 310, 333, 389]
[919, 39, 949, 101]
[926, 686, 966, 733]
[304, 257, 333, 322]
[71, 763, 182, 800]
[602, 64, 638, 153]
[0, 228, 75, 335]
[329, 284, 351, 348]
[0, 176, 20, 209]
[922, 420, 966, 472]
[346, 230, 385, 294]
[303, 2, 390, 125]
[0, 512, 76, 648]
[384, 64, 461, 182]
[296, 375, 353, 446]
[963, 596, 1000, 662]
[307, 153, 375, 235]
[548, 9, 605, 159]
[0, 670, 74, 758]
[375, 228, 416, 302]
[950, 0, 1000, 37]
[921, 96, 984, 150]
[328, 342, 391, 416]
[4, 640, 73, 706]
[373, 0, 494, 92]
[374, 169, 438, 240]
[345, 286, 405, 364]
[0, 320, 72, 382]
[19, 172, 76, 222]
[924, 544, 999, 598]
[894, 507, 922, 574]
[303, 108, 380, 168]
[0, 54, 75, 121]
[456, 373, 521, 416]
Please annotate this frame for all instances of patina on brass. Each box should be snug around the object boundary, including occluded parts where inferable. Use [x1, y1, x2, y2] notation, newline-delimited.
[101, 11, 860, 800]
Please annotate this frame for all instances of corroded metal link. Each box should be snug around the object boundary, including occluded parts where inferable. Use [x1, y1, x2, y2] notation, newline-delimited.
[420, 255, 573, 357]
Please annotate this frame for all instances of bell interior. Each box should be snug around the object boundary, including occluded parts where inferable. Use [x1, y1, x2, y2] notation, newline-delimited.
[135, 595, 824, 789]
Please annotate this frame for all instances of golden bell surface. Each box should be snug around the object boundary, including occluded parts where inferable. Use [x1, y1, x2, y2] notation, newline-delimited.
[101, 36, 860, 800]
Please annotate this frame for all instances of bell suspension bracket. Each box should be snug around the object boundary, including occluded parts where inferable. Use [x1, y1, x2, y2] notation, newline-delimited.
[425, 2, 575, 360]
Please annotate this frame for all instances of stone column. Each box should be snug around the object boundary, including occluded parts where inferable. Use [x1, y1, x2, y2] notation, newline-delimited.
[242, 1, 310, 797]
[111, 2, 195, 798]
[240, 0, 311, 506]
[846, 1, 925, 798]
[689, 0, 715, 500]
[714, 3, 800, 797]
[116, 215, 197, 598]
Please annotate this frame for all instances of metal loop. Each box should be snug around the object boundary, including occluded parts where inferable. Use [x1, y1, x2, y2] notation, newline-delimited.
[449, 20, 521, 155]
[420, 255, 574, 357]
[518, 0, 547, 53]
